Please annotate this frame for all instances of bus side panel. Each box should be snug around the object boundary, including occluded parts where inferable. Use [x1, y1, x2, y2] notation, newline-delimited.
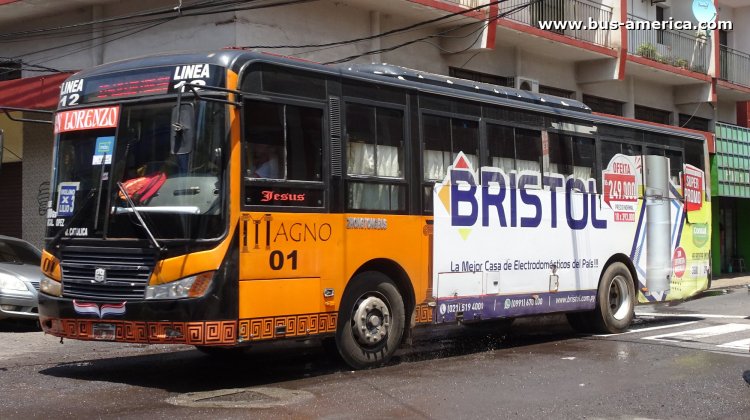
[237, 212, 343, 341]
[342, 214, 429, 322]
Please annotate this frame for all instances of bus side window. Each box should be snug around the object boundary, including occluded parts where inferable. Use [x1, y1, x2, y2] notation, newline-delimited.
[422, 114, 479, 180]
[487, 123, 514, 173]
[600, 140, 621, 170]
[345, 103, 405, 211]
[423, 114, 452, 181]
[684, 139, 704, 170]
[514, 128, 542, 172]
[486, 125, 542, 175]
[646, 146, 683, 187]
[246, 101, 285, 179]
[451, 118, 479, 169]
[665, 149, 684, 187]
[244, 100, 323, 182]
[548, 133, 595, 182]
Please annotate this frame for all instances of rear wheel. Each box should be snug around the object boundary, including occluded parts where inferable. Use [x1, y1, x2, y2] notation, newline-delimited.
[335, 272, 405, 369]
[592, 262, 635, 333]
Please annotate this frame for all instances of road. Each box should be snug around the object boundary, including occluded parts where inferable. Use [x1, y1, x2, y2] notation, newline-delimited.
[1, 285, 749, 419]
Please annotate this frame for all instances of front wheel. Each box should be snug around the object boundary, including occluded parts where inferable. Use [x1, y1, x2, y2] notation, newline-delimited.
[335, 272, 405, 369]
[592, 262, 635, 333]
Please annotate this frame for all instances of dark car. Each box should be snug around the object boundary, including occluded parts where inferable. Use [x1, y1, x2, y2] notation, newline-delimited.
[0, 235, 42, 321]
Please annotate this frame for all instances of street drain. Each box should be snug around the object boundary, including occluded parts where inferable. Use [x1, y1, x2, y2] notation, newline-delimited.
[167, 387, 314, 409]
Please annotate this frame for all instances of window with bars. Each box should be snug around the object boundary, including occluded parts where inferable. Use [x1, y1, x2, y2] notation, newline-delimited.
[635, 105, 672, 125]
[583, 94, 624, 116]
[539, 85, 575, 99]
[448, 67, 514, 87]
[679, 114, 711, 132]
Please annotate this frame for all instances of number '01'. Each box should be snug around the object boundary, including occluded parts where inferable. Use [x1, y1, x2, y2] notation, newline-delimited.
[269, 250, 298, 270]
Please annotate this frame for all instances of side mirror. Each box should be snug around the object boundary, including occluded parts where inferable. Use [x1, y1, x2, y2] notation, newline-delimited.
[170, 103, 195, 155]
[0, 129, 4, 173]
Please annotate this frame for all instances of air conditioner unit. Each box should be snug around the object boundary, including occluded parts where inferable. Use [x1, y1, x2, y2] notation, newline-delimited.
[515, 77, 539, 93]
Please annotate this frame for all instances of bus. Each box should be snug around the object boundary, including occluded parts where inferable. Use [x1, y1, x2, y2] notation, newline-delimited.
[38, 50, 711, 369]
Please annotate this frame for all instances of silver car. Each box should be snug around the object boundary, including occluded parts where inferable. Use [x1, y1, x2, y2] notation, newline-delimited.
[0, 235, 41, 321]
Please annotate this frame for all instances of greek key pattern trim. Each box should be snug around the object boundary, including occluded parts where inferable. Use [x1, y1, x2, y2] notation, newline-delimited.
[414, 303, 434, 324]
[238, 312, 338, 341]
[43, 318, 237, 345]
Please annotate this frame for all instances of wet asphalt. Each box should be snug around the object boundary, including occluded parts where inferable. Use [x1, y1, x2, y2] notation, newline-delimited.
[0, 285, 748, 419]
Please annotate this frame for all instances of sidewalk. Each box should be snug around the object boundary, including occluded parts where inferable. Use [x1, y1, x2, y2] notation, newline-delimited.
[710, 274, 750, 290]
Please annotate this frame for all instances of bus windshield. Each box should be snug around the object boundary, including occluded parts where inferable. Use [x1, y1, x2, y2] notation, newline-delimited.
[46, 100, 227, 243]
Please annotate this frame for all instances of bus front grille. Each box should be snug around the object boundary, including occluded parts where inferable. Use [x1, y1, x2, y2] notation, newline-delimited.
[60, 247, 156, 301]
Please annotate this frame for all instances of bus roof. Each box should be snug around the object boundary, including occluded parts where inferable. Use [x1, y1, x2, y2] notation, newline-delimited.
[65, 49, 706, 142]
[344, 63, 592, 113]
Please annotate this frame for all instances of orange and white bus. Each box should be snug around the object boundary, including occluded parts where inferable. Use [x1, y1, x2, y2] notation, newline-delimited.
[38, 50, 711, 369]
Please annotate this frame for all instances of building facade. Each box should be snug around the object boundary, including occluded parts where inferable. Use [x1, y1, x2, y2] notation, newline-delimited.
[1, 0, 749, 275]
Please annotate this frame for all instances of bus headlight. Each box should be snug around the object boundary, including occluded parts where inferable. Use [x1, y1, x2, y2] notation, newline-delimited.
[145, 272, 214, 300]
[40, 276, 62, 297]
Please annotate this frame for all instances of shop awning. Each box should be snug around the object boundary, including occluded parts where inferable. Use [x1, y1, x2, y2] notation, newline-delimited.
[0, 72, 75, 110]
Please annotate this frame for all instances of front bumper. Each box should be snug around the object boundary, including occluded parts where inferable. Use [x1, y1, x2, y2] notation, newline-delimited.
[38, 292, 237, 346]
[0, 290, 38, 320]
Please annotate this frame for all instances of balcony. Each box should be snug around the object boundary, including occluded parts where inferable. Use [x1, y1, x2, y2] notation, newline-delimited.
[497, 0, 613, 48]
[720, 46, 750, 89]
[627, 14, 709, 75]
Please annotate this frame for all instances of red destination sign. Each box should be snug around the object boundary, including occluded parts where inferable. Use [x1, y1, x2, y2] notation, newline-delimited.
[54, 106, 120, 134]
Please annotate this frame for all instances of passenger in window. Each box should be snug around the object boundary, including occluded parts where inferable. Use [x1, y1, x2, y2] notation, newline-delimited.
[250, 143, 281, 179]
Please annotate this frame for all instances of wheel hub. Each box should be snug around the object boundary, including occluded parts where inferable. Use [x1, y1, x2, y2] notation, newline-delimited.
[608, 274, 631, 321]
[352, 296, 390, 346]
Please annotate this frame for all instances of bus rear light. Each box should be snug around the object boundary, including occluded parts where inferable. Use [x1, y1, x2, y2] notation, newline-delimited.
[145, 271, 214, 300]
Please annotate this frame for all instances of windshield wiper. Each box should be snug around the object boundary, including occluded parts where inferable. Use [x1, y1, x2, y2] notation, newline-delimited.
[116, 182, 164, 252]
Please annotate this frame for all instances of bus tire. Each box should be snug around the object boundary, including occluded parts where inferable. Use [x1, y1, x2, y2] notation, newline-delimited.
[336, 271, 405, 370]
[592, 262, 635, 334]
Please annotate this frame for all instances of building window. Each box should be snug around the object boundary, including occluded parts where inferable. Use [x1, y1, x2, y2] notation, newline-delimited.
[539, 85, 575, 99]
[583, 94, 623, 116]
[679, 114, 711, 132]
[448, 67, 514, 88]
[635, 105, 672, 125]
[0, 60, 21, 82]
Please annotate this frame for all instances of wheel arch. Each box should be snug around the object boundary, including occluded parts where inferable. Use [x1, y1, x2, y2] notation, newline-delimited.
[600, 253, 639, 296]
[346, 258, 416, 325]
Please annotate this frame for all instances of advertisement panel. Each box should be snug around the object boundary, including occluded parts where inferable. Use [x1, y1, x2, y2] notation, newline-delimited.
[432, 152, 710, 324]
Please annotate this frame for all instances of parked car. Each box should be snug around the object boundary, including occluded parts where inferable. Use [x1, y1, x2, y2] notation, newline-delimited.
[0, 235, 42, 321]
